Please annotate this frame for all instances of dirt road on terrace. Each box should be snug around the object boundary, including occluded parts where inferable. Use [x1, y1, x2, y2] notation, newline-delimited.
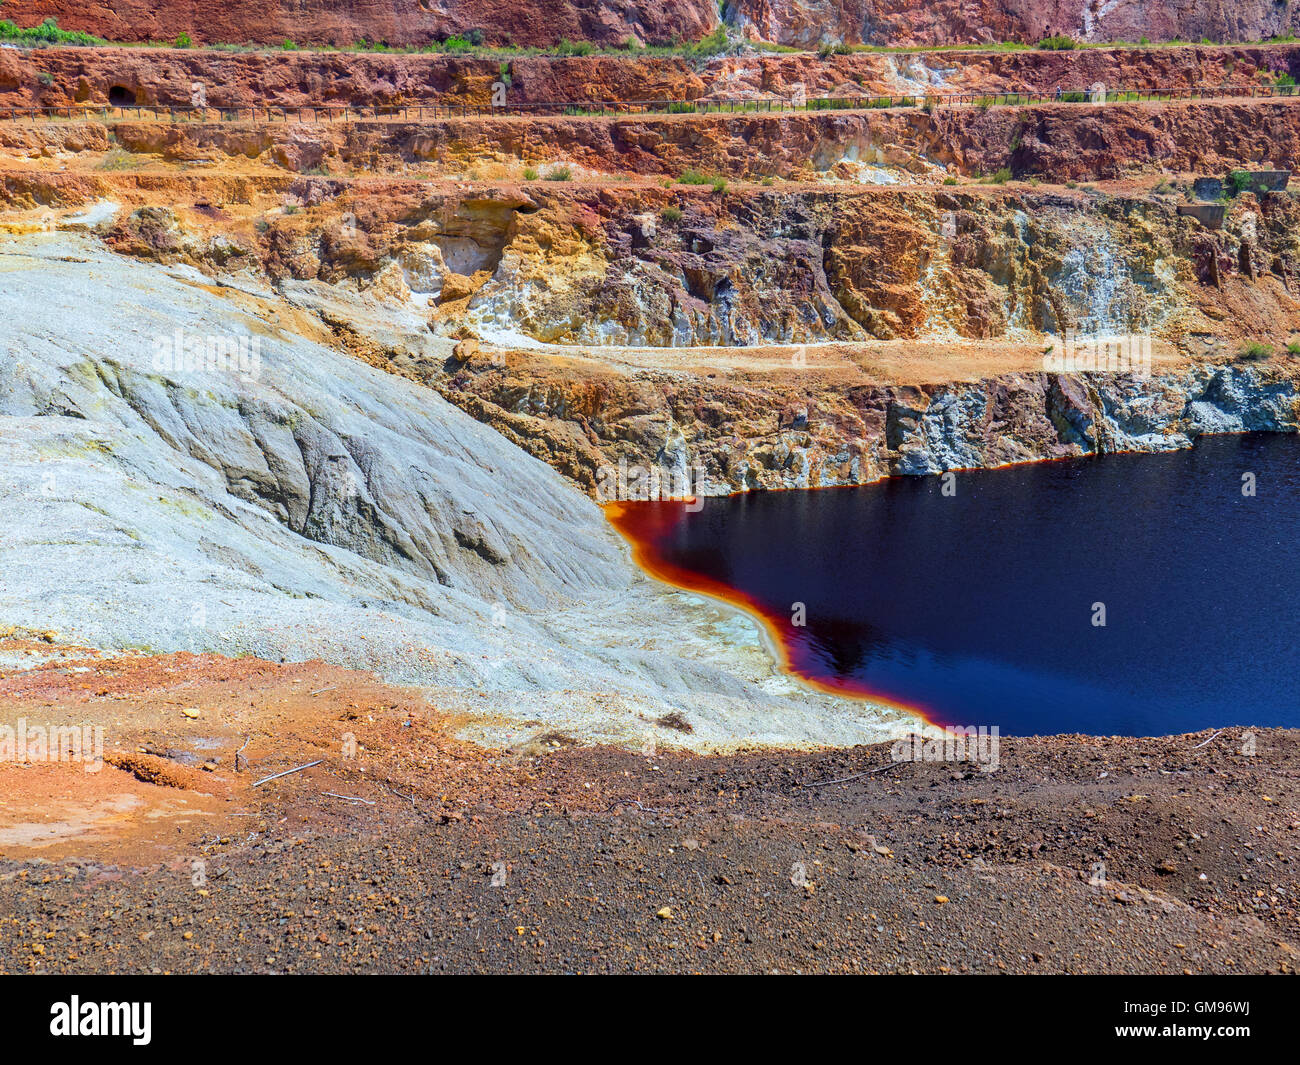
[0, 643, 1296, 974]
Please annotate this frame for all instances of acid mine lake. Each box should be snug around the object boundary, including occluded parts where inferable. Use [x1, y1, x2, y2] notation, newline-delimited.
[610, 432, 1300, 736]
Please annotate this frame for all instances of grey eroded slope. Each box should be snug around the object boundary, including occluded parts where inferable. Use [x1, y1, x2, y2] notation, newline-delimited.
[0, 234, 913, 750]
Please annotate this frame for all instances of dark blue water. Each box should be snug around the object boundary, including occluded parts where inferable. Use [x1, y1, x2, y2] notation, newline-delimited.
[615, 433, 1300, 736]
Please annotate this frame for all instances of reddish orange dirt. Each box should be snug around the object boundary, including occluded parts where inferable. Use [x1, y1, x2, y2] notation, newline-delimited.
[0, 642, 691, 865]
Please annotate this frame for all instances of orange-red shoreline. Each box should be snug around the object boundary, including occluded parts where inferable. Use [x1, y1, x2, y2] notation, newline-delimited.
[604, 498, 948, 732]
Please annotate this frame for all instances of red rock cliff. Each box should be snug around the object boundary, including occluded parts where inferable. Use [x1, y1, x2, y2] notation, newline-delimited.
[4, 0, 1296, 47]
[730, 0, 1299, 47]
[0, 0, 719, 48]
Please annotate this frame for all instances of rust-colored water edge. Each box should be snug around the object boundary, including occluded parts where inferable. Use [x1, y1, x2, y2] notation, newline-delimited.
[605, 497, 944, 730]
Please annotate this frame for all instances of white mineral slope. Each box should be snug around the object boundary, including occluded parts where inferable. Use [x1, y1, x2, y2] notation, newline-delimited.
[0, 233, 919, 751]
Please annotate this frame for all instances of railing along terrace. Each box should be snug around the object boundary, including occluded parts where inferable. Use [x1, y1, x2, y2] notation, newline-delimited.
[1, 82, 1298, 123]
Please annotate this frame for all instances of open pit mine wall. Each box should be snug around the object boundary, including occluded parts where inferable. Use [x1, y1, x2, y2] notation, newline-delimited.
[5, 44, 1300, 112]
[270, 179, 1300, 494]
[728, 0, 1300, 49]
[7, 100, 1299, 186]
[0, 0, 720, 49]
[593, 365, 1300, 495]
[2, 0, 1296, 47]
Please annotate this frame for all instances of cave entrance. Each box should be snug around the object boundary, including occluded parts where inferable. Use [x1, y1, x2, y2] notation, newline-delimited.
[108, 85, 134, 107]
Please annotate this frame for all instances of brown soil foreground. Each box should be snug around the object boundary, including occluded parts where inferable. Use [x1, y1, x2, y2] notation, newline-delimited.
[0, 644, 1295, 974]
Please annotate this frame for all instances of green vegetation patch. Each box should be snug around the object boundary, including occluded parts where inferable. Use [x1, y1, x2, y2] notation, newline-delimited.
[0, 17, 107, 46]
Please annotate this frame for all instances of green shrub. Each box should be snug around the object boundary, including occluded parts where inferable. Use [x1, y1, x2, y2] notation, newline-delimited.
[97, 148, 136, 171]
[544, 165, 572, 181]
[174, 32, 192, 48]
[0, 17, 107, 46]
[675, 169, 728, 193]
[1287, 340, 1300, 356]
[1240, 341, 1273, 361]
[943, 176, 958, 185]
[554, 38, 594, 56]
[691, 26, 728, 57]
[282, 38, 299, 51]
[522, 166, 539, 180]
[661, 205, 683, 222]
[1036, 34, 1077, 51]
[817, 40, 854, 57]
